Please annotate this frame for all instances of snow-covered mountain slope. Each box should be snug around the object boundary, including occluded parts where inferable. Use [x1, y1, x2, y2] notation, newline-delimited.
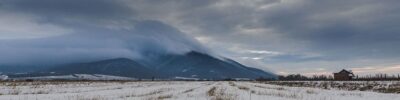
[43, 51, 276, 80]
[14, 74, 135, 80]
[146, 51, 276, 79]
[0, 75, 8, 80]
[47, 58, 157, 79]
[4, 51, 276, 80]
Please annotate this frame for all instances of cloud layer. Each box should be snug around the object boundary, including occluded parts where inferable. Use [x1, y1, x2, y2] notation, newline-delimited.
[0, 0, 208, 65]
[1, 0, 400, 75]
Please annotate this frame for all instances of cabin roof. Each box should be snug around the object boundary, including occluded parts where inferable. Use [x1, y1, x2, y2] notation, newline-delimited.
[334, 69, 353, 74]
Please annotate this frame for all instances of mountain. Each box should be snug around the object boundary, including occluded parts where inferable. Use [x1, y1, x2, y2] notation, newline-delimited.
[47, 58, 157, 79]
[14, 51, 276, 80]
[144, 51, 276, 79]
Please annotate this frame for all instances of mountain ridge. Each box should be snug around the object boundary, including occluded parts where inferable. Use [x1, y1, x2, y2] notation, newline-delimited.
[5, 51, 276, 80]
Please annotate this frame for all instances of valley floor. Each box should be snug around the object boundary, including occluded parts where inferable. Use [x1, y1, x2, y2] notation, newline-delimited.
[0, 81, 399, 100]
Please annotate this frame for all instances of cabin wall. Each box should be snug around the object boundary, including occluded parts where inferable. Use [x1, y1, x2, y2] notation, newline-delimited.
[334, 73, 352, 80]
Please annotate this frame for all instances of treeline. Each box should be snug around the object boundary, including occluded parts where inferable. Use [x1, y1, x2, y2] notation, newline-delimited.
[274, 74, 400, 81]
[354, 74, 400, 81]
[277, 74, 333, 81]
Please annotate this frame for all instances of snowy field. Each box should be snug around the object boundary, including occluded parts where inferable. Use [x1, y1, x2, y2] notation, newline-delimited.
[263, 81, 400, 93]
[0, 81, 400, 100]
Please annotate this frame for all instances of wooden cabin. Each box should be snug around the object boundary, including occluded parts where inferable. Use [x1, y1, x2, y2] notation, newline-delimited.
[333, 69, 354, 80]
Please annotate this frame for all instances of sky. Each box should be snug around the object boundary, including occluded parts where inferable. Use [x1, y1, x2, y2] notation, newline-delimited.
[1, 0, 400, 76]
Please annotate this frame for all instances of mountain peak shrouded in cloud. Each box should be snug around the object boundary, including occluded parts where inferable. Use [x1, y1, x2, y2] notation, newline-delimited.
[0, 20, 210, 66]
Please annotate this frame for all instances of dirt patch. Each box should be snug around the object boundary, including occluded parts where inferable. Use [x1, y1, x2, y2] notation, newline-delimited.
[208, 87, 217, 96]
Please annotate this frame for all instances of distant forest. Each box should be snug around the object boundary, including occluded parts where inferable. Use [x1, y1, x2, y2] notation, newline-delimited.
[266, 74, 400, 81]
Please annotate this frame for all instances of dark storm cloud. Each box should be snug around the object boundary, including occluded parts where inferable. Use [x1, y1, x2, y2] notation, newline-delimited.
[258, 0, 400, 60]
[2, 0, 133, 19]
[162, 0, 400, 61]
[0, 0, 208, 65]
[0, 0, 137, 32]
[0, 20, 208, 65]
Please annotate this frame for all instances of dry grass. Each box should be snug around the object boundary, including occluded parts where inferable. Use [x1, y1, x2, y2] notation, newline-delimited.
[32, 90, 50, 94]
[157, 94, 173, 100]
[339, 93, 363, 97]
[210, 87, 237, 100]
[305, 89, 318, 94]
[256, 91, 299, 99]
[73, 95, 107, 100]
[237, 86, 250, 91]
[253, 84, 285, 91]
[183, 88, 194, 93]
[261, 81, 400, 94]
[208, 87, 217, 96]
[228, 81, 235, 86]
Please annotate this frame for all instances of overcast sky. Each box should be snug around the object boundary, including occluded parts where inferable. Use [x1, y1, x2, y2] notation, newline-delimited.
[1, 0, 400, 76]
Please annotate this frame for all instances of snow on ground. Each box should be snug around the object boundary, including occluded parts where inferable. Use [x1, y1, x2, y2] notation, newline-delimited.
[262, 81, 400, 93]
[0, 81, 399, 100]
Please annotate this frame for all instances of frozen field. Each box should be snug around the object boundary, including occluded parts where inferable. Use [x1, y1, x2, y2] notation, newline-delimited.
[0, 81, 400, 100]
[263, 81, 400, 93]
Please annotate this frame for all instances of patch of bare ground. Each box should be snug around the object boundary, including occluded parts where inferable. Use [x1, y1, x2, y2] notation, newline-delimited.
[237, 86, 250, 91]
[182, 88, 194, 93]
[253, 85, 285, 91]
[228, 82, 250, 91]
[120, 88, 172, 98]
[246, 84, 299, 99]
[375, 87, 400, 93]
[339, 93, 363, 97]
[228, 81, 235, 86]
[145, 94, 173, 100]
[157, 94, 173, 100]
[207, 86, 237, 100]
[305, 89, 318, 94]
[255, 91, 300, 99]
[66, 95, 108, 100]
[208, 87, 217, 96]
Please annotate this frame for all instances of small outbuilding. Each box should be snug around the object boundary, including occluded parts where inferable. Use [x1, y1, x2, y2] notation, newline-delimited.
[333, 69, 354, 80]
